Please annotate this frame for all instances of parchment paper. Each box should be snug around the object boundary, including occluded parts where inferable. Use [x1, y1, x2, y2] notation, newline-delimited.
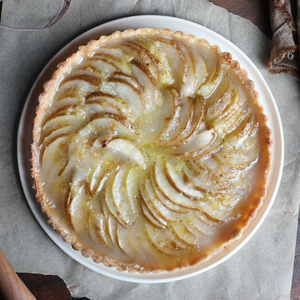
[0, 0, 299, 299]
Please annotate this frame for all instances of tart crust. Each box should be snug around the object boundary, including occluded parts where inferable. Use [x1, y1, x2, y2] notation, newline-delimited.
[31, 28, 272, 273]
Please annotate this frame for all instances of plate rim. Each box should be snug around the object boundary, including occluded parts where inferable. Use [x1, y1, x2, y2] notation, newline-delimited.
[17, 15, 284, 283]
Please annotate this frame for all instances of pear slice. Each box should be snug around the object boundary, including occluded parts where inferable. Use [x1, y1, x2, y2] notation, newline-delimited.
[108, 77, 141, 97]
[116, 224, 139, 258]
[176, 41, 208, 97]
[88, 212, 100, 244]
[128, 220, 147, 255]
[88, 212, 111, 248]
[149, 39, 180, 88]
[143, 88, 177, 141]
[195, 210, 220, 225]
[145, 223, 178, 255]
[92, 57, 121, 76]
[189, 46, 208, 92]
[205, 77, 230, 110]
[112, 164, 137, 225]
[95, 47, 125, 60]
[171, 220, 201, 246]
[95, 213, 112, 248]
[123, 42, 159, 76]
[198, 47, 222, 98]
[158, 39, 186, 80]
[130, 58, 160, 106]
[212, 151, 258, 170]
[225, 113, 255, 144]
[89, 163, 107, 196]
[53, 83, 82, 103]
[86, 113, 134, 139]
[199, 198, 231, 221]
[112, 72, 144, 93]
[144, 178, 177, 222]
[153, 161, 200, 210]
[104, 169, 128, 227]
[161, 96, 194, 147]
[40, 133, 70, 164]
[159, 89, 193, 145]
[170, 129, 216, 159]
[176, 42, 196, 97]
[86, 92, 131, 120]
[83, 117, 134, 149]
[150, 167, 191, 213]
[209, 92, 242, 133]
[177, 95, 205, 145]
[66, 183, 90, 233]
[105, 78, 143, 118]
[183, 164, 228, 194]
[139, 225, 168, 260]
[125, 166, 140, 215]
[204, 80, 231, 122]
[40, 123, 74, 147]
[40, 113, 86, 145]
[93, 53, 129, 73]
[149, 168, 191, 213]
[140, 180, 168, 227]
[141, 201, 165, 229]
[42, 107, 78, 129]
[165, 160, 203, 199]
[182, 212, 214, 236]
[61, 72, 102, 89]
[107, 214, 118, 246]
[106, 139, 145, 169]
[180, 214, 209, 238]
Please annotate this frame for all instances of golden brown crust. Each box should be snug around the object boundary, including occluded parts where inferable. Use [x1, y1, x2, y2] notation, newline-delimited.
[31, 28, 272, 273]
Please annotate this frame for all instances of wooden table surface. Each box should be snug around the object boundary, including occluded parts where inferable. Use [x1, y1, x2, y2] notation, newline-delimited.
[0, 0, 298, 299]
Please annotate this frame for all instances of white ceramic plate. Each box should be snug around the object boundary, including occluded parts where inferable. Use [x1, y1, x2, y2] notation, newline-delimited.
[17, 15, 284, 283]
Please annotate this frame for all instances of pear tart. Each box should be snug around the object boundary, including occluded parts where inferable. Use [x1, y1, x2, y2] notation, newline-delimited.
[31, 28, 271, 273]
